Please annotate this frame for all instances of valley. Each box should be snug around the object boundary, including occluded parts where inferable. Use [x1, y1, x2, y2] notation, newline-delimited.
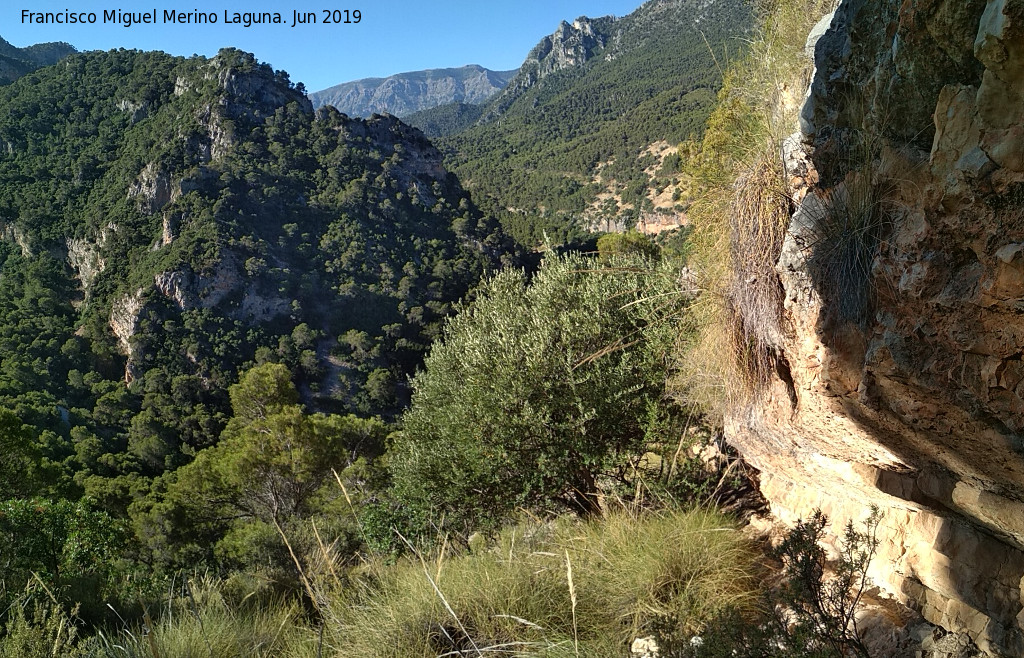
[2, 0, 1024, 656]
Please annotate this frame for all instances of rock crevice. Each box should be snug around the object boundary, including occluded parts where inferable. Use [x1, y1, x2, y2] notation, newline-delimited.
[731, 0, 1024, 654]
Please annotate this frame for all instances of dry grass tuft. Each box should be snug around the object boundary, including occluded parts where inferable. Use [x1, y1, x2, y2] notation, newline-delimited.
[725, 152, 792, 391]
[804, 167, 894, 329]
[322, 507, 758, 658]
[670, 0, 837, 417]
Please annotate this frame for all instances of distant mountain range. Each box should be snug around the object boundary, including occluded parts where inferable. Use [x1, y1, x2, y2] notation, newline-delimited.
[308, 64, 518, 117]
[418, 0, 754, 244]
[0, 36, 76, 84]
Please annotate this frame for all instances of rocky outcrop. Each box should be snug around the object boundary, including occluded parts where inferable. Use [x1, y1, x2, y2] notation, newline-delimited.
[208, 49, 313, 124]
[318, 108, 451, 203]
[129, 163, 172, 214]
[110, 288, 145, 366]
[0, 219, 33, 256]
[66, 236, 106, 297]
[309, 65, 517, 118]
[730, 0, 1024, 655]
[492, 17, 610, 111]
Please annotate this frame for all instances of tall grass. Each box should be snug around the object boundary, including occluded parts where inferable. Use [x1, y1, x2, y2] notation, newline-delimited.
[323, 506, 758, 658]
[673, 0, 837, 417]
[804, 168, 894, 328]
[83, 575, 317, 658]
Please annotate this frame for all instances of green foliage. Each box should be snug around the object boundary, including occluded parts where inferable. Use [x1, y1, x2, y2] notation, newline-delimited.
[387, 252, 690, 536]
[0, 45, 515, 513]
[0, 36, 76, 85]
[405, 101, 486, 138]
[0, 594, 83, 658]
[438, 0, 753, 245]
[596, 230, 661, 261]
[136, 364, 386, 575]
[684, 508, 882, 658]
[0, 46, 520, 617]
[0, 499, 128, 628]
[0, 408, 47, 496]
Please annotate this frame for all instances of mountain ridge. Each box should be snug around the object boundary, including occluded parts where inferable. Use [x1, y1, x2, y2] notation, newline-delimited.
[432, 0, 754, 244]
[309, 64, 517, 117]
[0, 35, 77, 84]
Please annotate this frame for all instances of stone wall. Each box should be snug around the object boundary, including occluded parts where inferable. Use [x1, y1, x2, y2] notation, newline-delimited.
[729, 1, 1024, 654]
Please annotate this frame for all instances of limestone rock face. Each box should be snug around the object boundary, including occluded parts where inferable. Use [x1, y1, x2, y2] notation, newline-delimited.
[209, 51, 313, 124]
[66, 236, 106, 297]
[488, 15, 612, 116]
[731, 0, 1024, 654]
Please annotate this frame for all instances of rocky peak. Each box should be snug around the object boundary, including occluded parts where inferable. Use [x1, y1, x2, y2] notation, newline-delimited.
[491, 15, 611, 110]
[207, 48, 313, 125]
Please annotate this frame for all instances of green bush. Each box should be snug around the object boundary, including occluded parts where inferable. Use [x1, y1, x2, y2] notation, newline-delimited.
[387, 252, 690, 536]
[685, 508, 882, 658]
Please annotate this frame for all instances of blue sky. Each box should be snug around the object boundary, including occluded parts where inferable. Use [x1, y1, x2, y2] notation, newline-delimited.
[5, 1, 646, 91]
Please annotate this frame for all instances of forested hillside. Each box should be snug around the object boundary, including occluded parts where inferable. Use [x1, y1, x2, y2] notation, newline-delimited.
[0, 1, 936, 655]
[428, 0, 754, 244]
[0, 46, 514, 520]
[0, 36, 76, 84]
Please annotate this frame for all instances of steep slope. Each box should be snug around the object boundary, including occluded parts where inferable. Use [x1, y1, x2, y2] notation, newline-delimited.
[0, 35, 76, 84]
[723, 0, 1024, 654]
[308, 64, 517, 117]
[439, 0, 754, 244]
[404, 100, 487, 137]
[0, 47, 511, 501]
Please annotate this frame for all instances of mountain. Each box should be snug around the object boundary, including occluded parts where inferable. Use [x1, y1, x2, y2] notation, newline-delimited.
[432, 0, 754, 244]
[0, 47, 513, 505]
[0, 35, 76, 84]
[308, 64, 518, 117]
[404, 101, 487, 137]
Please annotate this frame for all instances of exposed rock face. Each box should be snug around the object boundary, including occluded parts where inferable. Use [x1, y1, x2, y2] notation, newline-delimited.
[309, 65, 517, 118]
[66, 236, 106, 297]
[495, 17, 609, 108]
[0, 218, 32, 256]
[731, 0, 1024, 654]
[110, 288, 145, 359]
[129, 163, 172, 214]
[209, 51, 313, 123]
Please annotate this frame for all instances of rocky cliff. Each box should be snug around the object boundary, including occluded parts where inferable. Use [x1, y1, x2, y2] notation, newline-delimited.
[308, 65, 517, 118]
[491, 16, 611, 111]
[731, 0, 1024, 654]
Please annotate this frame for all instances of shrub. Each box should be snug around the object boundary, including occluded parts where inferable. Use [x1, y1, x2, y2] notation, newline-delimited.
[387, 252, 690, 536]
[684, 507, 882, 658]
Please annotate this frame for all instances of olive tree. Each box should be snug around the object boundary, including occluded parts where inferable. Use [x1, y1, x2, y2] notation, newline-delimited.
[389, 252, 687, 533]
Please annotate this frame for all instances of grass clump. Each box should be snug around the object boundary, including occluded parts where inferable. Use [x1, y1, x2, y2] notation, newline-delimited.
[83, 575, 316, 658]
[804, 163, 895, 329]
[671, 0, 836, 416]
[325, 506, 757, 658]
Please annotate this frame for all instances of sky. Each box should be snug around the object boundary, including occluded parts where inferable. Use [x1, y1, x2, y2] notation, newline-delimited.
[5, 1, 647, 91]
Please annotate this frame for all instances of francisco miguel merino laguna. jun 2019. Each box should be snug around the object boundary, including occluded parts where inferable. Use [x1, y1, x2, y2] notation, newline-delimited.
[20, 8, 362, 28]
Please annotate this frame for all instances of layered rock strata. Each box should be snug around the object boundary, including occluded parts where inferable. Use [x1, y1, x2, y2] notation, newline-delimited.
[729, 1, 1024, 654]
